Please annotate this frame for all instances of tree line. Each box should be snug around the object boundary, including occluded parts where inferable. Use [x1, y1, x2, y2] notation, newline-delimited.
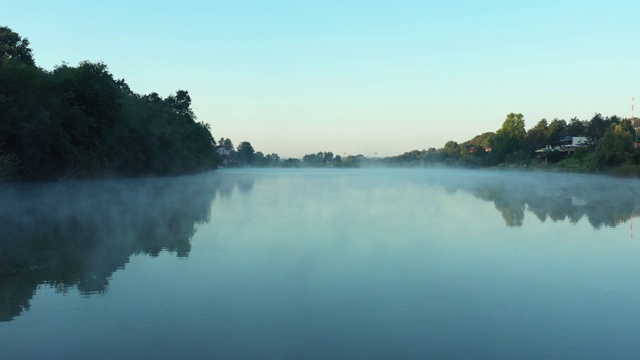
[0, 26, 363, 178]
[386, 112, 640, 174]
[214, 138, 368, 168]
[229, 112, 639, 172]
[1, 26, 221, 181]
[3, 25, 637, 178]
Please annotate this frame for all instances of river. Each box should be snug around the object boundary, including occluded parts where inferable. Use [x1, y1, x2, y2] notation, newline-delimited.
[1, 168, 639, 359]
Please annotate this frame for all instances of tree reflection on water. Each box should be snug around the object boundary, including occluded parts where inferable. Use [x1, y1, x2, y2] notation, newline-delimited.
[2, 169, 637, 322]
[433, 170, 639, 228]
[0, 172, 253, 322]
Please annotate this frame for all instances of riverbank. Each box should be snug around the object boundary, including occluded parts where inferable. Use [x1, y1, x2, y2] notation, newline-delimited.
[492, 154, 640, 178]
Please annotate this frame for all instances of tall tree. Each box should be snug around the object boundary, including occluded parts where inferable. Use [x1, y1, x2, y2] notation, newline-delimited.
[490, 113, 526, 161]
[322, 152, 334, 164]
[218, 138, 234, 151]
[236, 141, 255, 165]
[586, 113, 607, 145]
[544, 118, 566, 146]
[0, 26, 35, 65]
[564, 117, 586, 137]
[443, 140, 461, 159]
[590, 123, 634, 168]
[524, 119, 548, 152]
[165, 90, 195, 119]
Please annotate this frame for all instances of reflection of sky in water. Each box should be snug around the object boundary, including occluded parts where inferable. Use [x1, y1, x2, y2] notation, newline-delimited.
[2, 169, 640, 359]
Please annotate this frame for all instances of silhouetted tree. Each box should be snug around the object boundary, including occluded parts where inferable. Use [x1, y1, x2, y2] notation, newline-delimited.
[0, 26, 222, 181]
[218, 138, 234, 151]
[236, 141, 255, 165]
[0, 26, 34, 65]
[586, 113, 607, 145]
[524, 119, 548, 152]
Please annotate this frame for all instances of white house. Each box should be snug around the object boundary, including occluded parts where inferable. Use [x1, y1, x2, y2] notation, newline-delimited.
[561, 136, 589, 147]
[217, 147, 231, 156]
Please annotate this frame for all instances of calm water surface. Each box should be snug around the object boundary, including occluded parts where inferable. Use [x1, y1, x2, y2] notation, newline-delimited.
[1, 168, 640, 359]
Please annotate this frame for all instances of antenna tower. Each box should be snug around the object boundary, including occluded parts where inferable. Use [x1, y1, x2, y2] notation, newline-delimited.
[633, 96, 637, 149]
[634, 96, 638, 240]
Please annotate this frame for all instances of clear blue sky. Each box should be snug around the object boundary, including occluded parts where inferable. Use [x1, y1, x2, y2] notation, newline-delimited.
[6, 0, 640, 157]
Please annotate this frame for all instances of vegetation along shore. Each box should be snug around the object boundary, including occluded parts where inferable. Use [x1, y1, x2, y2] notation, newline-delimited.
[2, 26, 638, 181]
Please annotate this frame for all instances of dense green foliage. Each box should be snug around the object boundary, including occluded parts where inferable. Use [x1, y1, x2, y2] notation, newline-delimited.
[0, 26, 34, 66]
[236, 141, 256, 164]
[0, 26, 220, 181]
[384, 111, 640, 175]
[590, 123, 635, 169]
[491, 112, 526, 163]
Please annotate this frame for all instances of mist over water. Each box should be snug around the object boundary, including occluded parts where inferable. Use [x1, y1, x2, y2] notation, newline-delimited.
[1, 169, 640, 359]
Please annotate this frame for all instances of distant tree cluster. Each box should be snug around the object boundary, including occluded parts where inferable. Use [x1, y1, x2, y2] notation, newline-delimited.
[300, 152, 372, 168]
[197, 110, 639, 173]
[212, 134, 372, 169]
[385, 112, 640, 173]
[301, 151, 357, 167]
[212, 141, 369, 169]
[0, 26, 220, 181]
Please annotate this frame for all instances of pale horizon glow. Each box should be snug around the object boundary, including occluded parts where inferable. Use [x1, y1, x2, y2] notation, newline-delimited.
[6, 1, 640, 158]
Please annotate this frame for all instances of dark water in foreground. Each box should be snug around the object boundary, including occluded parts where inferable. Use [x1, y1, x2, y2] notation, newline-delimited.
[1, 168, 640, 359]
